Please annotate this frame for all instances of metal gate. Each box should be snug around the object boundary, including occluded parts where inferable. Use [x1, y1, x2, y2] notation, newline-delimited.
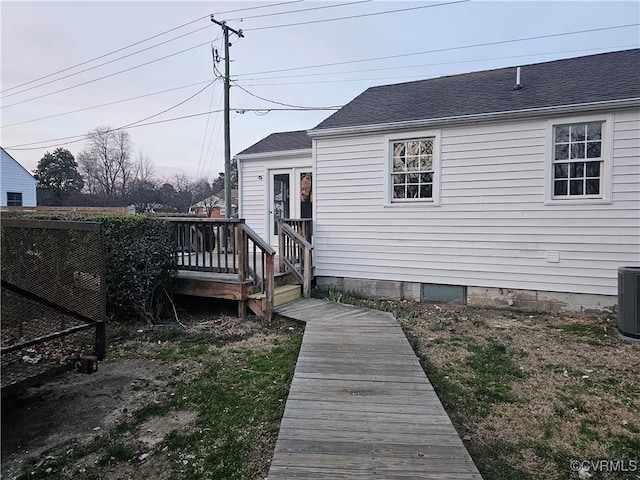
[1, 219, 106, 396]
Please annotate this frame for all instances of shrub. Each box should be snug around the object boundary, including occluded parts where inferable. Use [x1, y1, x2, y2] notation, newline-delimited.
[88, 215, 176, 323]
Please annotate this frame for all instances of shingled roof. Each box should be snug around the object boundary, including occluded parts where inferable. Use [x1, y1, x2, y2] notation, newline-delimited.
[237, 130, 311, 156]
[312, 49, 640, 131]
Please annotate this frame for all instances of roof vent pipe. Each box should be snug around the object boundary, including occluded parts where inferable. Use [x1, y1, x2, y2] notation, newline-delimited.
[513, 66, 523, 90]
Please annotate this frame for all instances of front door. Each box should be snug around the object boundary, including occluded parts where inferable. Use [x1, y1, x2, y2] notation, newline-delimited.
[269, 168, 312, 246]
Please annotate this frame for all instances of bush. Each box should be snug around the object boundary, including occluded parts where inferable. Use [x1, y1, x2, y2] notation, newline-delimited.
[89, 215, 176, 323]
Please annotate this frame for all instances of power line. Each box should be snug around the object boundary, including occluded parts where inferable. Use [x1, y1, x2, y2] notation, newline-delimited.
[1, 0, 303, 94]
[1, 39, 217, 109]
[2, 26, 218, 98]
[244, 0, 469, 31]
[232, 81, 342, 110]
[1, 80, 215, 129]
[4, 107, 335, 151]
[234, 24, 640, 77]
[5, 81, 219, 150]
[224, 0, 372, 22]
[237, 45, 638, 82]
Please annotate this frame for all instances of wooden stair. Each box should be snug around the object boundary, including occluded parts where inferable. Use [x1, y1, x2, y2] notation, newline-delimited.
[247, 284, 301, 318]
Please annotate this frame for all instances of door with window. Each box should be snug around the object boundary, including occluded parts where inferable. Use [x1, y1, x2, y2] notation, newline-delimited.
[268, 168, 312, 246]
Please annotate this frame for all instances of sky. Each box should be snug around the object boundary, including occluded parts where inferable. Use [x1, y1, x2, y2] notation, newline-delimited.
[1, 0, 639, 181]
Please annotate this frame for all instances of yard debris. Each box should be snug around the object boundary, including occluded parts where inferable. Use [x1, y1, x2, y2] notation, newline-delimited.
[21, 355, 41, 364]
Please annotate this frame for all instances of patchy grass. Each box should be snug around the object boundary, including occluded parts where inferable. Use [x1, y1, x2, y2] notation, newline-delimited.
[317, 288, 640, 480]
[7, 312, 303, 480]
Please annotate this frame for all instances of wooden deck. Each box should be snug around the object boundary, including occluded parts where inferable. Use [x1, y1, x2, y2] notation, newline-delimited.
[270, 299, 482, 479]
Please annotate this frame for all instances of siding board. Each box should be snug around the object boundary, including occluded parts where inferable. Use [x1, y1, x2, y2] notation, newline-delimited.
[314, 113, 640, 296]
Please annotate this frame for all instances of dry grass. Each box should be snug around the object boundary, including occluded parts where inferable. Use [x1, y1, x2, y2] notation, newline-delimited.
[320, 291, 640, 480]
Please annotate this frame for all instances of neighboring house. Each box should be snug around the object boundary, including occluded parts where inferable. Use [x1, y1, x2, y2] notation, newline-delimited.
[235, 49, 640, 311]
[190, 190, 238, 218]
[0, 147, 37, 208]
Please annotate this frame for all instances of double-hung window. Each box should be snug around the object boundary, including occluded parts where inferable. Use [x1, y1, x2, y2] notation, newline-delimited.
[391, 138, 435, 201]
[552, 121, 604, 198]
[6, 192, 22, 206]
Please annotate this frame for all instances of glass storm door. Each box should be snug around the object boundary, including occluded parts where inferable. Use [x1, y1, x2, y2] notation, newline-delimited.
[270, 170, 291, 246]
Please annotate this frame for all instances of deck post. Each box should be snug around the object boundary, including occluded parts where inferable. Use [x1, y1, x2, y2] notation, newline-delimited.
[237, 223, 246, 283]
[265, 254, 274, 321]
[278, 221, 285, 273]
[303, 247, 312, 298]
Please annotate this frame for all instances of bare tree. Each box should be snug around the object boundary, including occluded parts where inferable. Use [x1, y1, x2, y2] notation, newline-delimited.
[78, 127, 134, 202]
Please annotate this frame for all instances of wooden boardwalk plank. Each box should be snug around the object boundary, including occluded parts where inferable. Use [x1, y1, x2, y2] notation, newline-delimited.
[269, 299, 482, 480]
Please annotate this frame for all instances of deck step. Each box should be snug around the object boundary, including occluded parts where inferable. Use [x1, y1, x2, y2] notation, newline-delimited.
[247, 284, 302, 319]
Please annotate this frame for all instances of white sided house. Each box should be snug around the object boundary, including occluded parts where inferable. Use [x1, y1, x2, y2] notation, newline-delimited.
[235, 49, 640, 312]
[1, 147, 37, 208]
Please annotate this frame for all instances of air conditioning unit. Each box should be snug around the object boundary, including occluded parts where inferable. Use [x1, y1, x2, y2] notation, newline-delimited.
[618, 266, 640, 339]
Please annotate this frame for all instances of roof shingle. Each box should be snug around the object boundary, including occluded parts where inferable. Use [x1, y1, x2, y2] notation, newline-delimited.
[237, 130, 311, 156]
[313, 49, 640, 131]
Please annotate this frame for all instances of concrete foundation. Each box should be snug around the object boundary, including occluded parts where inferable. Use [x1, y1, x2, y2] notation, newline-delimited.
[316, 276, 617, 313]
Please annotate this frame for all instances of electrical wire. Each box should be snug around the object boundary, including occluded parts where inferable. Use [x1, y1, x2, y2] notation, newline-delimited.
[236, 44, 638, 82]
[232, 80, 342, 110]
[235, 24, 640, 77]
[4, 108, 337, 151]
[223, 0, 372, 22]
[1, 80, 215, 129]
[5, 80, 219, 150]
[2, 27, 219, 98]
[244, 0, 469, 31]
[1, 39, 217, 109]
[1, 0, 303, 94]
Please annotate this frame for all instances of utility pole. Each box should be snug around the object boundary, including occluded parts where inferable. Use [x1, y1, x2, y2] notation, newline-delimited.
[210, 15, 243, 218]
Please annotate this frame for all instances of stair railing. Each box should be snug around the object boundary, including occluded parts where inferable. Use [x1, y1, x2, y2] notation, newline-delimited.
[238, 223, 275, 319]
[278, 220, 313, 298]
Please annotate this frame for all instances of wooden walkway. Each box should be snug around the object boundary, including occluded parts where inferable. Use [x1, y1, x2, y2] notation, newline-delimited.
[269, 298, 482, 479]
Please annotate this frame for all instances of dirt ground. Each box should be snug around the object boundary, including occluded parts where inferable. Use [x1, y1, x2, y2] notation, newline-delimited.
[3, 296, 638, 480]
[1, 297, 300, 480]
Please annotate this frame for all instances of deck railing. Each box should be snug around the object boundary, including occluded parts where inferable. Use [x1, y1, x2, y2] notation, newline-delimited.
[170, 218, 243, 274]
[165, 217, 276, 318]
[280, 218, 312, 244]
[278, 219, 313, 298]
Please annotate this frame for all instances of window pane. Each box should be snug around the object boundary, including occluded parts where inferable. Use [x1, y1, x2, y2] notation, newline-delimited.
[570, 143, 585, 159]
[392, 174, 405, 184]
[420, 140, 433, 155]
[393, 185, 405, 198]
[570, 162, 584, 178]
[586, 142, 601, 158]
[420, 184, 433, 198]
[555, 144, 569, 160]
[407, 185, 418, 198]
[555, 126, 570, 143]
[406, 141, 419, 156]
[586, 161, 600, 177]
[408, 173, 419, 183]
[554, 180, 567, 196]
[587, 123, 602, 140]
[570, 124, 585, 141]
[554, 163, 568, 178]
[406, 156, 419, 171]
[393, 143, 405, 158]
[570, 179, 583, 195]
[586, 179, 600, 195]
[393, 157, 405, 172]
[420, 172, 433, 183]
[420, 156, 433, 171]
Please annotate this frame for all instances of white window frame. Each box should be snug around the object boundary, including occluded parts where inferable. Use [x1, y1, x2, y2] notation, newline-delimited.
[545, 114, 613, 205]
[384, 130, 442, 207]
